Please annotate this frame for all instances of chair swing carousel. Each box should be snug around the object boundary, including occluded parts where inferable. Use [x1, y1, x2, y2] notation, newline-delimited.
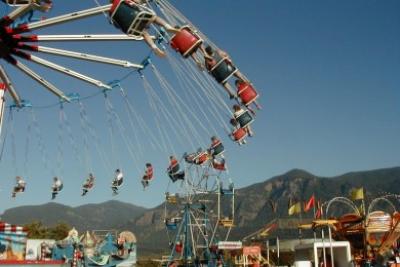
[0, 1, 261, 266]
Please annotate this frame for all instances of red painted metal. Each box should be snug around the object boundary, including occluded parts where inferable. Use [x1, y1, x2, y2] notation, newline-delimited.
[170, 27, 202, 57]
[232, 128, 247, 142]
[237, 82, 258, 106]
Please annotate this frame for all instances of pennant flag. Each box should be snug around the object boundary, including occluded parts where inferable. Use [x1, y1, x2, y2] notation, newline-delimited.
[315, 200, 322, 219]
[288, 202, 301, 216]
[304, 195, 315, 212]
[260, 223, 278, 237]
[350, 187, 364, 200]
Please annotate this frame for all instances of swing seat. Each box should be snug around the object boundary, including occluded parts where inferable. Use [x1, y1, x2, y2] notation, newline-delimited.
[143, 175, 153, 181]
[232, 127, 248, 143]
[112, 179, 123, 188]
[14, 185, 26, 193]
[237, 82, 259, 106]
[170, 26, 203, 58]
[53, 184, 63, 193]
[212, 159, 226, 171]
[186, 151, 209, 165]
[218, 219, 234, 228]
[211, 141, 224, 157]
[83, 182, 94, 189]
[169, 163, 180, 174]
[195, 152, 210, 165]
[169, 171, 185, 182]
[236, 110, 254, 128]
[210, 57, 238, 84]
[110, 0, 155, 37]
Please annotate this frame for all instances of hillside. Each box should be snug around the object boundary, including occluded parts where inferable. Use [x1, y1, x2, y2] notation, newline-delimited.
[123, 167, 400, 253]
[1, 167, 399, 255]
[0, 200, 147, 231]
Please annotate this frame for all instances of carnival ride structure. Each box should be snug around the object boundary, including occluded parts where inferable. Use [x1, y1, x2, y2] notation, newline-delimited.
[298, 194, 400, 265]
[0, 0, 260, 266]
[163, 152, 235, 266]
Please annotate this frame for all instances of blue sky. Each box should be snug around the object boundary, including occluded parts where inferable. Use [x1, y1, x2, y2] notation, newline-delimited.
[0, 0, 399, 213]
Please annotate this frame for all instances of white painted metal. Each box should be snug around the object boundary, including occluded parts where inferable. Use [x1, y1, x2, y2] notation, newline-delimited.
[37, 46, 143, 69]
[5, 3, 32, 21]
[0, 87, 5, 141]
[36, 34, 145, 42]
[0, 65, 21, 106]
[27, 5, 112, 30]
[29, 55, 111, 89]
[13, 60, 69, 101]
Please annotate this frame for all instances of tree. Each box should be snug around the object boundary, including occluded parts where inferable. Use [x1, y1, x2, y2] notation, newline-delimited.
[47, 222, 70, 240]
[24, 221, 48, 239]
[24, 221, 71, 240]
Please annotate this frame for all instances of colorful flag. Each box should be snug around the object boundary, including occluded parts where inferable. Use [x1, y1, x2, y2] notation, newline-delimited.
[315, 200, 324, 219]
[304, 195, 315, 212]
[350, 187, 364, 200]
[260, 223, 278, 237]
[288, 202, 301, 216]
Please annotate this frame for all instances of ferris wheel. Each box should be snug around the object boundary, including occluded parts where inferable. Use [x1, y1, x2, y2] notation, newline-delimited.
[163, 149, 235, 266]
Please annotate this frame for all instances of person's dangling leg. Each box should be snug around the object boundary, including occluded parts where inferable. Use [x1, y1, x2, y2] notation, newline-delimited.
[153, 16, 180, 33]
[222, 83, 236, 99]
[142, 31, 166, 57]
[233, 70, 248, 83]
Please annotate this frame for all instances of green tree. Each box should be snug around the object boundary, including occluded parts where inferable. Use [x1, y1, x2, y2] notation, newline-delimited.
[24, 221, 48, 239]
[24, 221, 71, 240]
[47, 222, 70, 240]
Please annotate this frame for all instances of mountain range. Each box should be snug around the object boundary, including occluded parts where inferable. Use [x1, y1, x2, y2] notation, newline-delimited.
[1, 166, 399, 256]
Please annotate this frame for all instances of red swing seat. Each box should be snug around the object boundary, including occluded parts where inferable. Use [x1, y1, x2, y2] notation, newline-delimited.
[170, 26, 203, 58]
[196, 152, 209, 165]
[237, 82, 259, 106]
[232, 127, 248, 143]
[212, 160, 226, 171]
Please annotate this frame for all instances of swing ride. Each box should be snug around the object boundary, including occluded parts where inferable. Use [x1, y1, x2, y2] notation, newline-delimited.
[0, 0, 261, 266]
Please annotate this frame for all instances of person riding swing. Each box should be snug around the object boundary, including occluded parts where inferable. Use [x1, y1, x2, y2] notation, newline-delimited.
[109, 0, 180, 57]
[184, 148, 210, 165]
[11, 176, 26, 198]
[229, 118, 248, 145]
[204, 45, 248, 99]
[209, 136, 224, 158]
[111, 169, 124, 195]
[82, 173, 95, 196]
[167, 155, 185, 182]
[51, 176, 63, 200]
[232, 104, 254, 137]
[141, 163, 153, 189]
